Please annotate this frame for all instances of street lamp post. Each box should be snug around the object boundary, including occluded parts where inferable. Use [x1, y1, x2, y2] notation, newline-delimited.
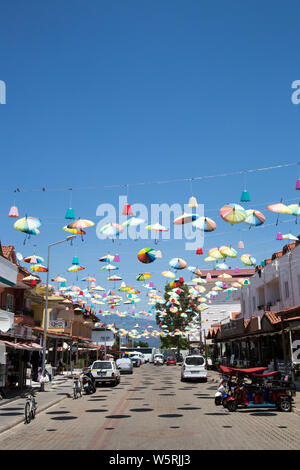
[40, 235, 76, 391]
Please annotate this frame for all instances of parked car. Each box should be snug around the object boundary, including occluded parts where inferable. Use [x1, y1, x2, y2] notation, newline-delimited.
[166, 357, 176, 366]
[128, 351, 145, 364]
[89, 360, 120, 386]
[181, 355, 207, 382]
[153, 354, 164, 365]
[130, 356, 141, 367]
[116, 358, 133, 374]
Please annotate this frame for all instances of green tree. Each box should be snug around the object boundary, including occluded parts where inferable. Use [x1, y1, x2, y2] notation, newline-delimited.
[155, 282, 198, 355]
[133, 341, 149, 348]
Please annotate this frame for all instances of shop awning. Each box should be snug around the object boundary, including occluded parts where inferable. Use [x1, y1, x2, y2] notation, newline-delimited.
[1, 340, 41, 351]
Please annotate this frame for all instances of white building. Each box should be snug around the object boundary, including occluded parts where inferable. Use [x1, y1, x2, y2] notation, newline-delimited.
[240, 241, 300, 318]
[188, 268, 255, 343]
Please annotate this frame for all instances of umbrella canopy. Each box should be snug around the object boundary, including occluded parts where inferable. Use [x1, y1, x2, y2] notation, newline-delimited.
[99, 254, 115, 262]
[14, 216, 41, 235]
[145, 223, 168, 231]
[62, 226, 85, 235]
[173, 213, 199, 225]
[23, 275, 40, 281]
[67, 218, 94, 230]
[169, 258, 187, 270]
[281, 233, 300, 241]
[266, 203, 292, 215]
[204, 256, 216, 262]
[220, 204, 246, 224]
[137, 248, 158, 264]
[244, 209, 266, 226]
[136, 273, 152, 281]
[192, 216, 216, 232]
[241, 254, 256, 266]
[107, 275, 122, 281]
[101, 264, 118, 271]
[217, 273, 232, 279]
[52, 276, 67, 282]
[99, 223, 124, 238]
[24, 255, 44, 264]
[288, 204, 300, 216]
[219, 246, 238, 258]
[161, 271, 176, 279]
[31, 264, 48, 273]
[67, 265, 86, 272]
[81, 276, 96, 282]
[122, 217, 145, 227]
[208, 248, 226, 260]
[215, 262, 230, 270]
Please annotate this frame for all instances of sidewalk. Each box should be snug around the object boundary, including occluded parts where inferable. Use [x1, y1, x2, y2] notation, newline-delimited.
[0, 376, 73, 435]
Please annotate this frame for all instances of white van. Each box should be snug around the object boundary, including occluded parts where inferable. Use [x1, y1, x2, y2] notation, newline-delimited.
[181, 355, 207, 382]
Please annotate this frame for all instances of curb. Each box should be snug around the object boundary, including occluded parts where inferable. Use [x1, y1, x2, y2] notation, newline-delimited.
[0, 392, 70, 435]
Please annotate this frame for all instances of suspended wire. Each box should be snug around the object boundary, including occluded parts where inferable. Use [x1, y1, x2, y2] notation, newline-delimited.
[0, 161, 298, 193]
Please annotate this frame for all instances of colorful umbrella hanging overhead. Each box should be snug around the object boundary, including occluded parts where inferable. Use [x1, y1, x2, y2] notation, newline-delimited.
[67, 218, 94, 230]
[220, 204, 246, 224]
[173, 213, 199, 225]
[145, 223, 168, 244]
[208, 248, 226, 260]
[136, 273, 152, 281]
[244, 209, 266, 227]
[137, 248, 159, 264]
[14, 217, 41, 244]
[219, 246, 238, 258]
[31, 264, 48, 273]
[24, 255, 44, 264]
[277, 233, 299, 241]
[169, 258, 187, 270]
[51, 276, 67, 283]
[266, 201, 292, 225]
[67, 218, 94, 241]
[99, 254, 115, 263]
[241, 254, 256, 266]
[62, 226, 86, 235]
[99, 223, 124, 240]
[192, 217, 216, 232]
[161, 271, 176, 279]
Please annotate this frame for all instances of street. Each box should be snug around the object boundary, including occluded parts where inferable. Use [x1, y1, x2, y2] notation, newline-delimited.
[0, 364, 300, 450]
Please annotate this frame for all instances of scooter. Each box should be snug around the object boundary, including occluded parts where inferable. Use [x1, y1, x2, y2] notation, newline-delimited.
[82, 371, 96, 394]
[215, 376, 231, 406]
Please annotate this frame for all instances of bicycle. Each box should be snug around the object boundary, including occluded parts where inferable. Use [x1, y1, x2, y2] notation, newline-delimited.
[24, 389, 37, 424]
[73, 375, 82, 399]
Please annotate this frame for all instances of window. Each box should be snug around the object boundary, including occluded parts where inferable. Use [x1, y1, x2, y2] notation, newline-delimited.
[252, 296, 256, 311]
[185, 356, 204, 366]
[92, 361, 112, 369]
[284, 281, 289, 299]
[6, 294, 14, 312]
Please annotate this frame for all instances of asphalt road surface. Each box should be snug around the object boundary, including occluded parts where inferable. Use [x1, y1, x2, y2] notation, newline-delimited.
[0, 364, 300, 450]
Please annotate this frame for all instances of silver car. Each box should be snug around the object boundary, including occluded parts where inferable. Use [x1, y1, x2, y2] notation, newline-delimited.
[116, 358, 133, 374]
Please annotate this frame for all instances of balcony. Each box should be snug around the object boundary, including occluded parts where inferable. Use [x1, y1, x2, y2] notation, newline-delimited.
[48, 319, 72, 335]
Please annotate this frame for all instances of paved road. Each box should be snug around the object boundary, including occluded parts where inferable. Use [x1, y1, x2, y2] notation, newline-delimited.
[0, 364, 300, 450]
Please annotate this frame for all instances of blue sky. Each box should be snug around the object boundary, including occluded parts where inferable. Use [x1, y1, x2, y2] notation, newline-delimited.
[1, 1, 300, 328]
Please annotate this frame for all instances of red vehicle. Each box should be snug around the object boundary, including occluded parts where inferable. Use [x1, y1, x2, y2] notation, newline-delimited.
[220, 366, 296, 413]
[166, 357, 176, 366]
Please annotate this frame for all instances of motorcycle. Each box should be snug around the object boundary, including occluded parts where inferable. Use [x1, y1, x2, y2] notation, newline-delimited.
[82, 371, 96, 395]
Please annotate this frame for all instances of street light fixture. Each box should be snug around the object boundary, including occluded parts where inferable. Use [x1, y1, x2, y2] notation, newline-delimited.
[40, 235, 76, 391]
